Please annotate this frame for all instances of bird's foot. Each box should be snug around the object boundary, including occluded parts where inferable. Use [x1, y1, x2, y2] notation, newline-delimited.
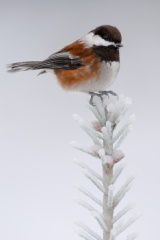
[88, 91, 118, 106]
[89, 92, 103, 106]
[99, 90, 118, 97]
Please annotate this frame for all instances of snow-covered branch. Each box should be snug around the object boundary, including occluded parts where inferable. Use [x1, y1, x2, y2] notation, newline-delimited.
[73, 95, 138, 240]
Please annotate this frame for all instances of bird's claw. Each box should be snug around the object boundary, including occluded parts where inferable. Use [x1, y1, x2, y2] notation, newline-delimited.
[89, 91, 118, 106]
[89, 92, 103, 106]
[99, 90, 118, 97]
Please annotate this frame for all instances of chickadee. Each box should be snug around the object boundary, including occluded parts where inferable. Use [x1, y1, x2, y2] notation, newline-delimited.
[7, 25, 123, 103]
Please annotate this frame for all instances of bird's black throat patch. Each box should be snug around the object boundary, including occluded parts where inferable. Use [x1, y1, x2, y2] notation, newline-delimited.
[93, 45, 120, 62]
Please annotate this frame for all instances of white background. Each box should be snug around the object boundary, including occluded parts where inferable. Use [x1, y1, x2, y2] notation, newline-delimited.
[1, 0, 160, 239]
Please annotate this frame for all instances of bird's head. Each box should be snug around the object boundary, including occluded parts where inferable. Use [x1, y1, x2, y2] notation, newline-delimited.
[81, 25, 123, 49]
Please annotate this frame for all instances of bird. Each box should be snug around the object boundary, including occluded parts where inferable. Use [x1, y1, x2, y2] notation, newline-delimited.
[7, 25, 123, 104]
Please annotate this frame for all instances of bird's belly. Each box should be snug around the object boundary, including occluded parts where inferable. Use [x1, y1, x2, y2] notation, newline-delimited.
[72, 61, 120, 92]
[54, 61, 120, 92]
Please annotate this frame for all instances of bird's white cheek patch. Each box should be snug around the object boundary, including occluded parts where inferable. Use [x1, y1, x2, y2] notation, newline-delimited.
[80, 32, 94, 47]
[80, 32, 116, 47]
[93, 35, 115, 47]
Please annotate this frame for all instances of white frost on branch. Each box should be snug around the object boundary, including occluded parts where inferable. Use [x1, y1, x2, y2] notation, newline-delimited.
[107, 185, 114, 208]
[89, 97, 106, 126]
[113, 115, 135, 144]
[75, 222, 102, 240]
[111, 162, 126, 184]
[73, 158, 102, 181]
[76, 197, 107, 232]
[114, 215, 140, 237]
[113, 204, 135, 223]
[92, 211, 108, 232]
[83, 169, 105, 193]
[104, 95, 132, 124]
[70, 141, 98, 158]
[73, 95, 138, 240]
[113, 174, 135, 208]
[114, 125, 133, 149]
[75, 184, 102, 206]
[73, 114, 103, 140]
[75, 229, 99, 240]
[75, 198, 99, 213]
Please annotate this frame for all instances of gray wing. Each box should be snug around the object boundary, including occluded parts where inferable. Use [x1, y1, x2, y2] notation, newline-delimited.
[39, 51, 82, 70]
[7, 51, 82, 73]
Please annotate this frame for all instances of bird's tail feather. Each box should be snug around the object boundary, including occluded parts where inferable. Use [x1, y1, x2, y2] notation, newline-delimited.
[7, 61, 43, 73]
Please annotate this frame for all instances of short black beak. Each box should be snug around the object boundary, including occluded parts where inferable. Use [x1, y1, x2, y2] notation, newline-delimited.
[116, 43, 123, 48]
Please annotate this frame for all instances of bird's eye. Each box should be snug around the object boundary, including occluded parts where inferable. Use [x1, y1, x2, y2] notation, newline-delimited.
[103, 36, 109, 41]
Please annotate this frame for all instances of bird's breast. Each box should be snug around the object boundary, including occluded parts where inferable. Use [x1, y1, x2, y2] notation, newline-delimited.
[98, 60, 120, 89]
